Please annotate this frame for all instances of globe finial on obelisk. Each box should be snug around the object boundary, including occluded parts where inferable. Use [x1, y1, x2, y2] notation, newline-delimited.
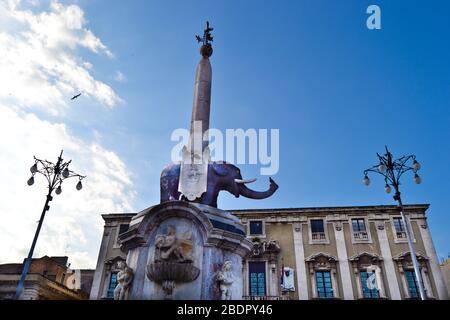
[196, 20, 214, 58]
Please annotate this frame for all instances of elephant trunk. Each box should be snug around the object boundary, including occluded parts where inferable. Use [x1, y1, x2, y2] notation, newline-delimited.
[238, 178, 279, 200]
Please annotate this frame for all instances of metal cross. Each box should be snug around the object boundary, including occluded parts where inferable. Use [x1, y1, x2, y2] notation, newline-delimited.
[195, 21, 214, 46]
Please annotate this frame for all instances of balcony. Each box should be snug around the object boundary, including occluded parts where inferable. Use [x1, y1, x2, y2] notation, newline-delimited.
[353, 231, 369, 240]
[243, 295, 284, 300]
[311, 232, 326, 241]
[396, 231, 407, 239]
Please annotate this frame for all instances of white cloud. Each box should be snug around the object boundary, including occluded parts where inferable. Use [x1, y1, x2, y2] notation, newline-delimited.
[0, 1, 135, 269]
[114, 71, 127, 83]
[0, 105, 136, 269]
[0, 0, 120, 116]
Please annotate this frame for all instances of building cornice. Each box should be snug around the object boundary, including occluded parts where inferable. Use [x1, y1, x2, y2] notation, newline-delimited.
[101, 213, 137, 221]
[230, 204, 430, 217]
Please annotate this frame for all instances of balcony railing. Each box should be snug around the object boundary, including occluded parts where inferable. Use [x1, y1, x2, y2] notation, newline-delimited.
[396, 231, 407, 239]
[312, 232, 326, 241]
[353, 231, 369, 240]
[243, 295, 284, 300]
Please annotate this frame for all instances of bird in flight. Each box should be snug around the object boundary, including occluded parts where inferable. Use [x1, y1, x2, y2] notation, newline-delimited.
[71, 93, 82, 100]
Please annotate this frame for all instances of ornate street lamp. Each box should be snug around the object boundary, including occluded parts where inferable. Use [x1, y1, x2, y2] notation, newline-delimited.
[14, 150, 86, 300]
[363, 146, 426, 300]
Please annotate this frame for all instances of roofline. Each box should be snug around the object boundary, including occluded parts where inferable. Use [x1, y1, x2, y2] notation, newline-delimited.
[101, 213, 137, 221]
[0, 256, 70, 269]
[229, 203, 430, 214]
[99, 204, 430, 218]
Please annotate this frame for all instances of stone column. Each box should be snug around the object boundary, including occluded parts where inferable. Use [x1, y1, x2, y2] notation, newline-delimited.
[421, 267, 434, 299]
[418, 221, 449, 299]
[268, 262, 278, 297]
[292, 223, 308, 300]
[375, 220, 402, 300]
[331, 269, 340, 298]
[242, 261, 248, 297]
[89, 226, 112, 300]
[354, 268, 363, 299]
[333, 222, 354, 299]
[375, 266, 386, 298]
[310, 270, 317, 298]
[398, 265, 410, 298]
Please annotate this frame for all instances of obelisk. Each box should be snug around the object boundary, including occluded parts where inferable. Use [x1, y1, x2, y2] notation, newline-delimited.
[179, 22, 214, 201]
[189, 29, 213, 153]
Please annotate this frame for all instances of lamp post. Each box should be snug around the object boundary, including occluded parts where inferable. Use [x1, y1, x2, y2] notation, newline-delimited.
[363, 146, 425, 300]
[14, 150, 86, 300]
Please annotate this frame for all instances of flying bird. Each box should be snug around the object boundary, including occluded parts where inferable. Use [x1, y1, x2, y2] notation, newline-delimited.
[71, 93, 82, 100]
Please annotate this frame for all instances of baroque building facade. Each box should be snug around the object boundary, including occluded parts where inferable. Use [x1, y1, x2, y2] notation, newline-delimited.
[90, 204, 448, 300]
[0, 256, 93, 300]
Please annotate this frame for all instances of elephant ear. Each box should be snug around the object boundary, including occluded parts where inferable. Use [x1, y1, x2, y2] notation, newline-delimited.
[211, 162, 228, 176]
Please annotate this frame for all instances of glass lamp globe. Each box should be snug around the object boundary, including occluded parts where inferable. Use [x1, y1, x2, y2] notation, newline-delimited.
[30, 163, 38, 174]
[363, 175, 370, 186]
[413, 160, 421, 172]
[56, 185, 62, 195]
[27, 176, 35, 186]
[62, 168, 70, 178]
[414, 174, 422, 184]
[76, 180, 83, 191]
[385, 184, 391, 194]
[378, 164, 386, 173]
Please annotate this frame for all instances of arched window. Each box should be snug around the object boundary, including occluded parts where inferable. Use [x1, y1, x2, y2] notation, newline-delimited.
[306, 253, 339, 299]
[393, 252, 433, 299]
[349, 252, 385, 299]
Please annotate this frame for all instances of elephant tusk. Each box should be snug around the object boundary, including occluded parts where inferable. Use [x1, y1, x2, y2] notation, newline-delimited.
[234, 178, 257, 184]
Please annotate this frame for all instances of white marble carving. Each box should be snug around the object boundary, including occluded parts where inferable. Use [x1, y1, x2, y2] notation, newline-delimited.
[217, 261, 235, 300]
[114, 261, 134, 300]
[154, 226, 193, 263]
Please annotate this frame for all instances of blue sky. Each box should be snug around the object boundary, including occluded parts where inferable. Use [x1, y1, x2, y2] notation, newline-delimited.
[0, 0, 448, 267]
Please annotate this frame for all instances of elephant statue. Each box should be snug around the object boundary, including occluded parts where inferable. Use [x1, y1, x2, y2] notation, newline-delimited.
[160, 162, 279, 208]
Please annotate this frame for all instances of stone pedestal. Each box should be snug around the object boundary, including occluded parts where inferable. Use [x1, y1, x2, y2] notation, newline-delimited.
[119, 201, 252, 300]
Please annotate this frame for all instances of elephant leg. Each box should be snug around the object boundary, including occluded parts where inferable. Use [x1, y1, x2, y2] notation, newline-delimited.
[160, 176, 182, 203]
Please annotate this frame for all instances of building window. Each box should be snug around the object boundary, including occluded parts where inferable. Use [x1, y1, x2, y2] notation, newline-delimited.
[360, 271, 380, 299]
[114, 223, 130, 247]
[107, 273, 118, 299]
[310, 219, 326, 241]
[350, 253, 385, 299]
[248, 261, 266, 297]
[315, 271, 333, 298]
[405, 271, 421, 299]
[118, 224, 129, 236]
[351, 218, 369, 241]
[249, 221, 263, 236]
[393, 217, 407, 239]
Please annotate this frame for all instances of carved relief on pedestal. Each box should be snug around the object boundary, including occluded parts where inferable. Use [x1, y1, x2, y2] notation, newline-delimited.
[146, 225, 200, 299]
[216, 261, 235, 300]
[113, 261, 134, 300]
[154, 226, 194, 263]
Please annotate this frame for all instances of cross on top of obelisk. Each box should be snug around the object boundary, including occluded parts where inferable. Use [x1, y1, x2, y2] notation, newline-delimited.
[196, 21, 213, 57]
